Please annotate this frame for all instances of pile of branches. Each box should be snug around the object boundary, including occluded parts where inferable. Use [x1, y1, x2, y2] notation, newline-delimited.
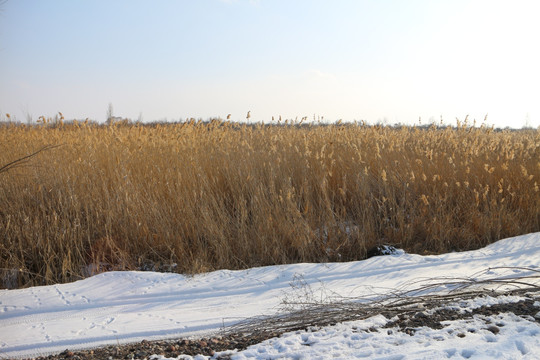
[225, 266, 540, 336]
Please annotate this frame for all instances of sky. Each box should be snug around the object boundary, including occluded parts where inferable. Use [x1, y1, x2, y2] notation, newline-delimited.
[1, 0, 539, 128]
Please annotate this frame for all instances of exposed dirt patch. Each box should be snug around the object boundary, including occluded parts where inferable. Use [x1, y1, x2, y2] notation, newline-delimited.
[384, 298, 540, 335]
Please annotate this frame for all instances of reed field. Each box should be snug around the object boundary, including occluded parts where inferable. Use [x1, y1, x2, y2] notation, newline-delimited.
[0, 119, 539, 289]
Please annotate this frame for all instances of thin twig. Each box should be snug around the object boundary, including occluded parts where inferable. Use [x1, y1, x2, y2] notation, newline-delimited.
[0, 144, 62, 174]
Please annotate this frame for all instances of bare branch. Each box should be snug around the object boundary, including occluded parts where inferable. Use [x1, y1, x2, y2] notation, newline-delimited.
[0, 144, 62, 175]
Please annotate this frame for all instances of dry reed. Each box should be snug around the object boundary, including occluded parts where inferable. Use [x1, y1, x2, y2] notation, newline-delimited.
[0, 119, 538, 288]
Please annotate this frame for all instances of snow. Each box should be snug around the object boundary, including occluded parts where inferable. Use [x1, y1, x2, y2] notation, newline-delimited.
[1, 232, 539, 359]
[203, 313, 540, 360]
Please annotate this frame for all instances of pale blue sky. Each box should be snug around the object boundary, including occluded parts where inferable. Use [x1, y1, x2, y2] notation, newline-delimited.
[1, 0, 539, 127]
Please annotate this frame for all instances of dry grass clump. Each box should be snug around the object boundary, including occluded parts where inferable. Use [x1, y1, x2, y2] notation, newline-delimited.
[0, 119, 538, 288]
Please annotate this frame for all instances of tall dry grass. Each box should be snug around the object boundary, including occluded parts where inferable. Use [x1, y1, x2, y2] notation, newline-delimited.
[0, 119, 539, 288]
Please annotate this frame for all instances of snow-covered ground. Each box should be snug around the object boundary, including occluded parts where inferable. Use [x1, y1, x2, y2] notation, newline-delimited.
[1, 232, 539, 359]
[196, 311, 540, 360]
